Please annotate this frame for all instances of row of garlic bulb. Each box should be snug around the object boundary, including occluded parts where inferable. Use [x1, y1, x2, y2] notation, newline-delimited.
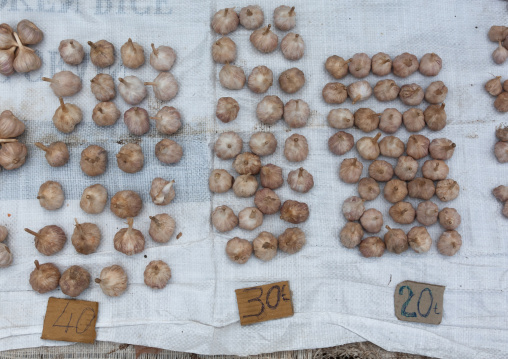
[0, 110, 28, 171]
[485, 76, 508, 113]
[0, 20, 43, 75]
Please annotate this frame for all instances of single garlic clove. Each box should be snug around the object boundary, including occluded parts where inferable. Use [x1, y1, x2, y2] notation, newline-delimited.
[280, 200, 309, 224]
[348, 53, 371, 78]
[116, 143, 144, 174]
[114, 217, 145, 256]
[239, 5, 264, 30]
[110, 190, 143, 218]
[399, 83, 424, 106]
[358, 177, 380, 201]
[339, 158, 363, 183]
[248, 65, 273, 93]
[42, 71, 82, 97]
[155, 138, 183, 164]
[325, 55, 350, 79]
[233, 152, 261, 175]
[402, 108, 425, 132]
[356, 133, 381, 160]
[150, 178, 176, 206]
[90, 73, 116, 101]
[59, 265, 90, 297]
[149, 214, 176, 243]
[394, 156, 418, 181]
[92, 101, 120, 126]
[118, 76, 146, 105]
[379, 136, 405, 158]
[212, 205, 238, 232]
[0, 24, 16, 49]
[151, 106, 181, 135]
[284, 99, 310, 128]
[371, 52, 392, 76]
[284, 133, 309, 162]
[238, 207, 263, 230]
[72, 219, 101, 255]
[327, 108, 353, 129]
[279, 67, 305, 94]
[29, 260, 60, 293]
[253, 232, 278, 261]
[408, 178, 435, 200]
[257, 95, 284, 125]
[347, 80, 372, 104]
[392, 52, 419, 78]
[87, 40, 115, 68]
[214, 131, 242, 159]
[254, 188, 281, 214]
[354, 108, 380, 132]
[379, 108, 402, 134]
[150, 43, 176, 71]
[35, 141, 69, 167]
[287, 167, 314, 193]
[485, 76, 503, 96]
[419, 53, 442, 76]
[120, 38, 145, 69]
[0, 225, 6, 242]
[384, 226, 408, 254]
[226, 237, 252, 264]
[438, 207, 461, 230]
[340, 222, 363, 249]
[278, 228, 305, 254]
[144, 260, 171, 289]
[80, 184, 108, 214]
[373, 79, 400, 102]
[328, 131, 354, 155]
[58, 39, 84, 65]
[274, 5, 296, 31]
[342, 196, 365, 221]
[249, 131, 277, 156]
[437, 230, 462, 256]
[80, 145, 107, 176]
[422, 159, 449, 181]
[0, 110, 25, 138]
[424, 103, 447, 131]
[406, 134, 430, 160]
[281, 33, 304, 60]
[212, 37, 236, 64]
[436, 179, 460, 202]
[25, 225, 67, 256]
[359, 237, 385, 258]
[389, 201, 416, 225]
[384, 179, 408, 203]
[250, 24, 278, 53]
[17, 20, 43, 45]
[212, 8, 239, 35]
[52, 97, 82, 133]
[407, 226, 432, 253]
[96, 265, 128, 297]
[219, 63, 245, 90]
[0, 47, 15, 76]
[124, 107, 150, 135]
[145, 72, 179, 101]
[322, 82, 348, 104]
[495, 92, 508, 112]
[425, 81, 448, 104]
[416, 201, 439, 226]
[12, 32, 42, 73]
[360, 208, 383, 233]
[429, 138, 456, 160]
[209, 169, 233, 193]
[368, 160, 394, 182]
[493, 185, 508, 202]
[260, 164, 283, 189]
[216, 97, 239, 123]
[0, 243, 13, 267]
[37, 181, 65, 210]
[0, 142, 28, 170]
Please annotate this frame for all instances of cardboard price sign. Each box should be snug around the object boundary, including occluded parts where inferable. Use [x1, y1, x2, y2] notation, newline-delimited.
[394, 281, 445, 325]
[235, 281, 293, 326]
[41, 297, 98, 343]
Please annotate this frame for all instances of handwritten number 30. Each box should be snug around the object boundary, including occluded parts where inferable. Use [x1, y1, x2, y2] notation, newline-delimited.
[243, 285, 287, 319]
[399, 286, 434, 318]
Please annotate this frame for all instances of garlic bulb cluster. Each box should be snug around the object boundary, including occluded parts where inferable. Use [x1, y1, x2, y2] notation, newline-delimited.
[248, 65, 273, 93]
[281, 33, 304, 60]
[52, 97, 82, 133]
[145, 72, 179, 101]
[92, 101, 121, 126]
[155, 138, 183, 164]
[212, 37, 236, 64]
[88, 40, 115, 68]
[279, 67, 305, 94]
[81, 184, 108, 214]
[253, 232, 278, 261]
[149, 213, 176, 243]
[118, 76, 146, 105]
[250, 25, 278, 53]
[116, 143, 144, 173]
[38, 181, 65, 211]
[121, 38, 145, 69]
[111, 190, 142, 218]
[279, 228, 305, 254]
[60, 265, 90, 297]
[0, 21, 43, 75]
[124, 107, 149, 135]
[80, 145, 107, 176]
[150, 178, 176, 206]
[274, 6, 296, 31]
[42, 71, 82, 97]
[114, 217, 145, 256]
[0, 140, 27, 170]
[212, 205, 238, 232]
[226, 237, 252, 264]
[35, 141, 69, 167]
[30, 260, 60, 293]
[25, 225, 66, 256]
[144, 260, 171, 289]
[95, 265, 128, 297]
[151, 106, 181, 135]
[216, 97, 239, 123]
[59, 39, 84, 65]
[150, 43, 176, 71]
[219, 63, 245, 90]
[212, 8, 239, 35]
[91, 73, 116, 101]
[239, 5, 264, 30]
[71, 219, 101, 255]
[257, 95, 284, 125]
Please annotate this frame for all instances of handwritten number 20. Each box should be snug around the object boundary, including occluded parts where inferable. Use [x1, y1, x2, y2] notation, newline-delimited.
[399, 286, 435, 318]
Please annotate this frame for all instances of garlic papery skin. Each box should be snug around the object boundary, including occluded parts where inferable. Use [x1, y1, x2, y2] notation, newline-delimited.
[88, 40, 115, 68]
[399, 83, 424, 106]
[389, 202, 416, 225]
[0, 24, 16, 49]
[118, 76, 146, 105]
[151, 106, 181, 135]
[0, 47, 15, 76]
[149, 214, 175, 243]
[214, 131, 243, 160]
[72, 219, 101, 255]
[35, 141, 69, 167]
[437, 230, 462, 256]
[325, 56, 350, 79]
[322, 82, 348, 104]
[124, 107, 149, 135]
[284, 133, 309, 162]
[281, 33, 304, 60]
[327, 108, 353, 129]
[219, 63, 245, 90]
[284, 99, 310, 128]
[354, 108, 380, 133]
[209, 169, 234, 193]
[17, 19, 43, 45]
[80, 145, 107, 177]
[278, 228, 305, 254]
[240, 5, 264, 29]
[0, 110, 25, 138]
[359, 237, 385, 258]
[260, 164, 283, 189]
[287, 167, 314, 193]
[373, 79, 400, 102]
[155, 138, 183, 164]
[254, 188, 281, 214]
[360, 208, 383, 233]
[239, 207, 263, 230]
[328, 131, 354, 155]
[12, 32, 42, 73]
[144, 260, 171, 289]
[212, 205, 238, 232]
[233, 152, 261, 175]
[110, 190, 143, 218]
[429, 138, 456, 160]
[116, 143, 144, 174]
[257, 95, 284, 125]
[340, 222, 363, 249]
[356, 133, 381, 161]
[342, 196, 365, 221]
[96, 265, 128, 297]
[379, 136, 405, 158]
[0, 142, 27, 170]
[358, 177, 380, 201]
[212, 37, 236, 64]
[90, 73, 116, 101]
[121, 38, 145, 69]
[150, 43, 176, 71]
[279, 67, 305, 94]
[392, 52, 419, 78]
[274, 5, 296, 31]
[52, 97, 82, 133]
[38, 181, 64, 210]
[280, 200, 309, 224]
[250, 24, 278, 53]
[248, 65, 273, 94]
[249, 132, 277, 156]
[384, 226, 408, 254]
[348, 53, 371, 78]
[0, 243, 13, 268]
[0, 225, 6, 242]
[419, 53, 442, 76]
[212, 8, 239, 35]
[347, 80, 372, 104]
[371, 52, 392, 76]
[25, 225, 67, 256]
[92, 101, 121, 127]
[59, 39, 84, 65]
[339, 158, 363, 183]
[253, 232, 278, 261]
[424, 103, 447, 131]
[226, 237, 252, 264]
[406, 134, 430, 160]
[80, 184, 108, 214]
[114, 218, 145, 256]
[436, 179, 460, 202]
[30, 260, 60, 293]
[216, 97, 239, 123]
[407, 226, 432, 254]
[42, 71, 82, 97]
[384, 179, 408, 204]
[233, 174, 258, 197]
[379, 108, 402, 134]
[145, 72, 179, 101]
[150, 178, 176, 206]
[60, 265, 90, 297]
[408, 178, 435, 200]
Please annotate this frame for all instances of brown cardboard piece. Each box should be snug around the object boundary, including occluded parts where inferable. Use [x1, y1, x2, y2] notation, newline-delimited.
[41, 297, 98, 343]
[394, 280, 445, 325]
[235, 281, 293, 326]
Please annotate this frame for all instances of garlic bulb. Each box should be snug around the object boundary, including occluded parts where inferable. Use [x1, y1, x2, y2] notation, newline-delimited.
[327, 108, 353, 129]
[360, 208, 383, 233]
[0, 142, 27, 170]
[389, 202, 416, 224]
[253, 232, 277, 261]
[406, 134, 430, 160]
[233, 152, 261, 175]
[392, 52, 419, 78]
[42, 71, 82, 97]
[348, 53, 371, 78]
[145, 72, 179, 101]
[254, 188, 281, 214]
[347, 80, 372, 104]
[38, 181, 65, 210]
[340, 222, 363, 249]
[114, 217, 145, 255]
[212, 8, 239, 35]
[279, 67, 305, 94]
[0, 243, 13, 268]
[493, 185, 508, 202]
[379, 136, 404, 158]
[239, 207, 263, 230]
[493, 42, 508, 64]
[257, 95, 284, 125]
[29, 260, 60, 293]
[416, 201, 439, 226]
[60, 265, 90, 297]
[402, 108, 425, 132]
[407, 226, 432, 253]
[90, 73, 116, 101]
[495, 93, 508, 112]
[250, 24, 278, 53]
[425, 81, 448, 104]
[219, 63, 245, 90]
[118, 76, 147, 105]
[360, 237, 385, 258]
[399, 83, 424, 106]
[371, 52, 392, 76]
[281, 33, 304, 60]
[80, 145, 107, 176]
[0, 24, 16, 49]
[124, 107, 150, 135]
[151, 106, 181, 135]
[35, 141, 69, 167]
[342, 196, 365, 221]
[424, 103, 447, 131]
[328, 131, 354, 155]
[284, 133, 309, 162]
[437, 230, 462, 256]
[92, 101, 120, 127]
[260, 164, 283, 189]
[356, 133, 381, 160]
[368, 160, 394, 182]
[110, 190, 143, 218]
[226, 237, 252, 264]
[384, 226, 408, 254]
[325, 56, 350, 79]
[322, 82, 348, 104]
[274, 5, 296, 31]
[144, 260, 171, 289]
[249, 132, 277, 156]
[233, 175, 258, 197]
[485, 76, 503, 96]
[0, 47, 15, 76]
[155, 139, 183, 164]
[354, 108, 380, 132]
[379, 108, 402, 134]
[216, 97, 239, 123]
[212, 205, 238, 232]
[240, 5, 264, 29]
[80, 184, 108, 214]
[17, 20, 43, 44]
[384, 179, 408, 203]
[422, 159, 449, 181]
[0, 225, 6, 242]
[52, 97, 82, 133]
[429, 138, 455, 160]
[339, 158, 363, 183]
[95, 265, 128, 297]
[0, 110, 25, 138]
[121, 38, 145, 69]
[408, 178, 435, 200]
[287, 167, 314, 193]
[373, 79, 400, 101]
[25, 225, 66, 256]
[150, 178, 175, 206]
[214, 131, 243, 159]
[248, 65, 273, 93]
[488, 26, 508, 42]
[284, 99, 309, 128]
[436, 179, 459, 202]
[438, 208, 461, 230]
[58, 39, 84, 65]
[150, 43, 176, 71]
[419, 53, 442, 76]
[88, 40, 115, 68]
[496, 125, 508, 141]
[280, 200, 309, 224]
[358, 177, 380, 201]
[278, 228, 305, 254]
[116, 143, 144, 173]
[212, 37, 236, 64]
[149, 214, 175, 243]
[12, 32, 42, 73]
[72, 219, 101, 255]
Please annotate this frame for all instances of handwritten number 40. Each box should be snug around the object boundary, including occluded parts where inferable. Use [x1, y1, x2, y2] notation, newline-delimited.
[399, 285, 440, 318]
[243, 285, 290, 319]
[52, 301, 96, 334]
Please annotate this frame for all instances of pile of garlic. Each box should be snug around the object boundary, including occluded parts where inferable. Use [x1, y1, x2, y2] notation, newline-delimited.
[0, 110, 28, 171]
[485, 76, 508, 113]
[488, 26, 508, 64]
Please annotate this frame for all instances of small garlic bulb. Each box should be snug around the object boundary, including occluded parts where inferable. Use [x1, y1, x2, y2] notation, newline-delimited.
[212, 37, 236, 64]
[354, 108, 380, 133]
[212, 8, 239, 35]
[149, 214, 176, 243]
[216, 97, 239, 123]
[150, 43, 176, 71]
[437, 230, 462, 256]
[356, 133, 381, 160]
[279, 67, 305, 94]
[485, 76, 503, 96]
[493, 185, 508, 202]
[368, 160, 394, 182]
[379, 108, 402, 134]
[239, 5, 264, 29]
[257, 95, 284, 125]
[219, 63, 245, 90]
[145, 72, 179, 101]
[384, 226, 408, 254]
[214, 131, 242, 160]
[424, 103, 447, 131]
[260, 164, 283, 189]
[209, 169, 234, 193]
[399, 83, 424, 106]
[0, 47, 15, 76]
[348, 53, 371, 78]
[425, 81, 448, 104]
[359, 237, 385, 258]
[0, 141, 26, 171]
[0, 24, 16, 49]
[60, 265, 91, 297]
[116, 143, 144, 173]
[92, 101, 120, 127]
[436, 179, 459, 202]
[287, 167, 314, 193]
[144, 260, 171, 289]
[496, 125, 508, 141]
[254, 188, 281, 214]
[389, 202, 416, 224]
[373, 79, 400, 101]
[95, 265, 128, 297]
[489, 26, 508, 42]
[392, 52, 419, 78]
[239, 207, 263, 230]
[281, 33, 304, 60]
[422, 159, 449, 181]
[347, 80, 372, 104]
[495, 93, 508, 113]
[379, 136, 404, 158]
[438, 208, 461, 230]
[248, 65, 273, 93]
[416, 201, 439, 226]
[339, 158, 363, 183]
[328, 131, 354, 155]
[226, 237, 252, 264]
[12, 32, 42, 73]
[280, 200, 309, 224]
[80, 145, 107, 177]
[371, 52, 392, 76]
[80, 184, 108, 214]
[90, 73, 116, 101]
[52, 97, 82, 133]
[358, 177, 380, 201]
[249, 132, 277, 156]
[42, 71, 82, 97]
[29, 260, 60, 293]
[25, 225, 67, 256]
[233, 152, 261, 175]
[0, 225, 6, 242]
[325, 56, 350, 79]
[402, 108, 425, 132]
[0, 243, 13, 268]
[38, 181, 65, 210]
[114, 217, 145, 256]
[340, 222, 363, 249]
[360, 208, 383, 233]
[327, 108, 353, 129]
[17, 19, 43, 44]
[419, 53, 442, 76]
[253, 232, 278, 261]
[284, 99, 309, 128]
[278, 228, 305, 254]
[406, 134, 430, 160]
[118, 76, 147, 105]
[212, 205, 238, 232]
[120, 38, 145, 69]
[58, 39, 84, 65]
[35, 142, 69, 167]
[0, 110, 25, 138]
[72, 219, 101, 255]
[342, 196, 365, 221]
[274, 5, 296, 31]
[110, 190, 143, 218]
[284, 133, 309, 162]
[498, 142, 508, 162]
[88, 40, 115, 68]
[407, 227, 432, 253]
[250, 24, 278, 53]
[322, 82, 348, 104]
[151, 106, 182, 135]
[150, 178, 175, 206]
[408, 178, 435, 200]
[384, 179, 408, 203]
[155, 139, 183, 164]
[429, 138, 455, 160]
